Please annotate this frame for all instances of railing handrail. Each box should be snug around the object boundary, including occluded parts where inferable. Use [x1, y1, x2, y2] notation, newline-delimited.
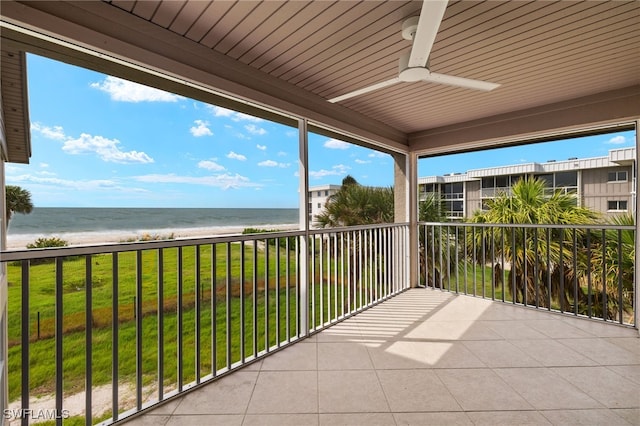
[0, 223, 410, 262]
[418, 221, 635, 231]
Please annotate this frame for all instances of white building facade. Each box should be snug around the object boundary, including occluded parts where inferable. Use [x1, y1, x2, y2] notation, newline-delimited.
[419, 147, 636, 220]
[308, 184, 341, 227]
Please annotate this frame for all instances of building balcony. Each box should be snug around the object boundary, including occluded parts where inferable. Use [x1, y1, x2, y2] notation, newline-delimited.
[1, 222, 637, 425]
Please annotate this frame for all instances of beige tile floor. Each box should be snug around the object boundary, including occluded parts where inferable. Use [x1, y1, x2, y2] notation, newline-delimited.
[127, 289, 640, 425]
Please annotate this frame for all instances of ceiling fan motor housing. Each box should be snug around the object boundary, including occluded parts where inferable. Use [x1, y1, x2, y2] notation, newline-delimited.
[398, 52, 431, 82]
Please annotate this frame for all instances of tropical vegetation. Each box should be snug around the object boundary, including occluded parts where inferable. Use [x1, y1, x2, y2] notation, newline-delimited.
[5, 185, 33, 223]
[416, 177, 634, 322]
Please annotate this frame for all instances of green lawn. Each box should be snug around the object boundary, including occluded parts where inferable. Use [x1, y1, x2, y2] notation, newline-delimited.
[6, 239, 386, 422]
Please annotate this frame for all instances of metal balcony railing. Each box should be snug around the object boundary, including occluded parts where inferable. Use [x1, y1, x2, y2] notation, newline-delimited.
[418, 222, 636, 326]
[0, 223, 409, 425]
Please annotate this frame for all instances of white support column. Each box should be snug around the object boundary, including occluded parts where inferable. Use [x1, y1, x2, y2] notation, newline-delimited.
[393, 151, 417, 288]
[297, 118, 309, 337]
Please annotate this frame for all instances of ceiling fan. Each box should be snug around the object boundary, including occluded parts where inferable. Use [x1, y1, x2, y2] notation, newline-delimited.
[328, 0, 500, 103]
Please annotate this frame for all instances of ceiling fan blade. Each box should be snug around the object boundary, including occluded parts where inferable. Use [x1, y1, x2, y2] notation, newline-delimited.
[408, 0, 448, 68]
[423, 72, 500, 92]
[328, 77, 401, 103]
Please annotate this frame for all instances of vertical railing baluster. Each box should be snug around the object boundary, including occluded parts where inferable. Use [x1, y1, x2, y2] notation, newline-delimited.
[276, 238, 281, 346]
[463, 226, 467, 295]
[602, 229, 607, 321]
[195, 245, 201, 383]
[136, 251, 143, 409]
[325, 233, 330, 323]
[157, 249, 164, 400]
[573, 229, 578, 316]
[340, 232, 345, 317]
[265, 238, 270, 351]
[319, 235, 324, 324]
[617, 228, 623, 324]
[586, 231, 593, 318]
[294, 236, 299, 338]
[534, 229, 539, 308]
[481, 227, 486, 299]
[85, 256, 93, 426]
[472, 227, 477, 297]
[55, 257, 63, 426]
[111, 253, 119, 421]
[547, 228, 552, 310]
[177, 247, 183, 390]
[334, 233, 338, 319]
[226, 242, 232, 369]
[347, 232, 352, 313]
[369, 229, 374, 304]
[212, 244, 217, 376]
[559, 228, 565, 313]
[285, 237, 290, 342]
[240, 241, 246, 360]
[502, 228, 524, 304]
[252, 241, 258, 358]
[359, 230, 363, 310]
[455, 225, 459, 294]
[523, 228, 528, 307]
[311, 236, 316, 329]
[431, 225, 436, 289]
[20, 260, 29, 426]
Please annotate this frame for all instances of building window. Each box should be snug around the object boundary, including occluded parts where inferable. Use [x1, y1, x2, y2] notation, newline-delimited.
[608, 200, 628, 211]
[317, 203, 321, 208]
[317, 191, 321, 197]
[608, 171, 627, 182]
[325, 190, 329, 196]
[308, 203, 312, 214]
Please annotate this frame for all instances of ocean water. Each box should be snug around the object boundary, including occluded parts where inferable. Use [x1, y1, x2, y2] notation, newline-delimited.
[7, 207, 299, 240]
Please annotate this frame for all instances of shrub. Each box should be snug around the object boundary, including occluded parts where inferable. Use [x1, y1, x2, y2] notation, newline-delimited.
[25, 237, 72, 265]
[242, 228, 297, 250]
[27, 237, 69, 249]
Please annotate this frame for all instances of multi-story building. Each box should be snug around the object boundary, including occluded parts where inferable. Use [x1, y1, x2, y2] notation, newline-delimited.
[419, 147, 636, 220]
[308, 184, 341, 226]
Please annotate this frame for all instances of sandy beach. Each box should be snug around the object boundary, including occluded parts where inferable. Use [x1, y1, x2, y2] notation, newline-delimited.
[5, 224, 300, 250]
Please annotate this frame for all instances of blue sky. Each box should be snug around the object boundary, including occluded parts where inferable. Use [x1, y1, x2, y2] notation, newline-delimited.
[5, 54, 636, 208]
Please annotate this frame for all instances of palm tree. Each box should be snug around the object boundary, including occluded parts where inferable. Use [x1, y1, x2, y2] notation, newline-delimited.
[315, 176, 394, 308]
[315, 175, 393, 227]
[417, 191, 451, 287]
[588, 213, 635, 321]
[468, 178, 600, 309]
[5, 185, 34, 223]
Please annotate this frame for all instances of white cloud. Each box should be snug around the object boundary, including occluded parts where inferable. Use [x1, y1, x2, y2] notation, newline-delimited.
[90, 76, 183, 102]
[190, 120, 213, 137]
[31, 122, 154, 165]
[227, 151, 247, 161]
[368, 151, 388, 158]
[277, 151, 287, 157]
[31, 123, 66, 141]
[257, 144, 267, 151]
[198, 160, 225, 171]
[39, 163, 49, 168]
[63, 133, 154, 164]
[258, 160, 290, 168]
[7, 173, 143, 192]
[245, 124, 267, 135]
[355, 159, 371, 164]
[309, 164, 350, 179]
[208, 105, 263, 122]
[324, 139, 351, 150]
[606, 135, 627, 145]
[134, 173, 261, 190]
